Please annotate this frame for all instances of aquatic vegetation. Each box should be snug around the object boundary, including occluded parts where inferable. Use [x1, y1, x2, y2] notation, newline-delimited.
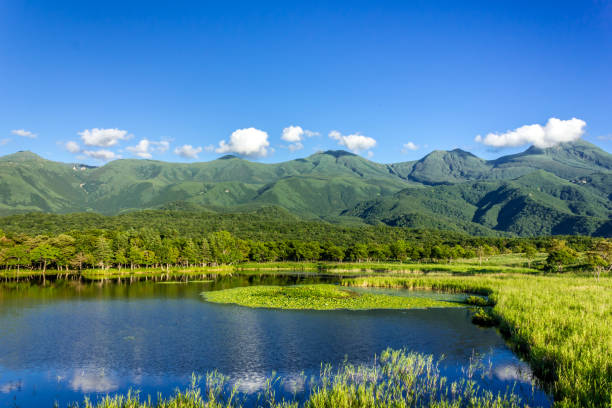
[342, 274, 612, 407]
[472, 307, 498, 327]
[202, 284, 462, 310]
[73, 348, 524, 408]
[466, 295, 494, 307]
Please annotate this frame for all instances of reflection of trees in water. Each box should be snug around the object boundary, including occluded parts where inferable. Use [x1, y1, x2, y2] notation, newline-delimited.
[0, 274, 340, 305]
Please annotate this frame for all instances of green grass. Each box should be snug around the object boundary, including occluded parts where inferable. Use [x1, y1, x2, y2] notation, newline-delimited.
[202, 284, 462, 310]
[71, 348, 524, 408]
[342, 274, 612, 407]
[235, 255, 543, 274]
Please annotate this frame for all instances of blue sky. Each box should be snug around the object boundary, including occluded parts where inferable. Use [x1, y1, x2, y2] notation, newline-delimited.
[1, 0, 610, 164]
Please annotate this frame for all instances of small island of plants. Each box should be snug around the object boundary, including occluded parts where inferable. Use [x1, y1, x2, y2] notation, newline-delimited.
[202, 284, 462, 310]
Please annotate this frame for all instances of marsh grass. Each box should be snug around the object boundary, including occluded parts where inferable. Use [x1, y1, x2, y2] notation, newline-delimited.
[71, 349, 525, 408]
[342, 275, 612, 407]
[471, 308, 498, 327]
[236, 257, 541, 275]
[466, 296, 494, 307]
[202, 284, 462, 310]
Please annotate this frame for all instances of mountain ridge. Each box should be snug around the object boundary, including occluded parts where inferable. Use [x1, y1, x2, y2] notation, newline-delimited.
[0, 141, 610, 236]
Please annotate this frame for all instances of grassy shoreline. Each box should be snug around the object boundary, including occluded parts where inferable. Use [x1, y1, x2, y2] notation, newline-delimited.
[342, 275, 612, 407]
[1, 259, 608, 406]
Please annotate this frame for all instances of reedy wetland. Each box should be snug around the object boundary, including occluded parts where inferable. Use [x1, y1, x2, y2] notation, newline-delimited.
[342, 274, 612, 407]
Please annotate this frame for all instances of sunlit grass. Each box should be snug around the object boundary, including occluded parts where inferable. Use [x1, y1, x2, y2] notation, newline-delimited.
[342, 274, 612, 407]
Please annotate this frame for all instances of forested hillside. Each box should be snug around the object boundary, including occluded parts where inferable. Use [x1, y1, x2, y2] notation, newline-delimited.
[0, 140, 610, 236]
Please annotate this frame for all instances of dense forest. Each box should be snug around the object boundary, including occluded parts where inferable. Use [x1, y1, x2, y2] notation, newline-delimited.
[0, 212, 609, 273]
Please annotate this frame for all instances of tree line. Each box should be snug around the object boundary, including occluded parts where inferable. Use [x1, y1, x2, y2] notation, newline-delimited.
[0, 227, 609, 274]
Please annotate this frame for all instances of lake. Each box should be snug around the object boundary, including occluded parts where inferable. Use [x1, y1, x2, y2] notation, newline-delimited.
[0, 274, 551, 407]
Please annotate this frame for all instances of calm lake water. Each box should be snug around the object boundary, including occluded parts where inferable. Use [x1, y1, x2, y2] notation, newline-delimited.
[0, 274, 551, 407]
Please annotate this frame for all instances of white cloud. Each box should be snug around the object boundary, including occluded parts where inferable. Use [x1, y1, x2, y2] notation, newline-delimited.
[475, 117, 586, 148]
[304, 130, 320, 137]
[82, 149, 119, 161]
[402, 142, 419, 152]
[281, 126, 304, 142]
[216, 127, 270, 157]
[174, 144, 203, 159]
[288, 142, 304, 152]
[126, 139, 153, 158]
[65, 141, 81, 153]
[329, 130, 377, 153]
[281, 126, 319, 152]
[78, 128, 130, 147]
[11, 129, 37, 138]
[0, 138, 10, 146]
[157, 140, 170, 153]
[597, 134, 612, 141]
[126, 139, 170, 159]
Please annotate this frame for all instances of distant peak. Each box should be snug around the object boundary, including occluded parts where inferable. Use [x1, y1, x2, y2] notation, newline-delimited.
[522, 139, 601, 155]
[523, 145, 545, 154]
[0, 150, 44, 161]
[450, 148, 475, 156]
[217, 155, 239, 160]
[319, 150, 357, 158]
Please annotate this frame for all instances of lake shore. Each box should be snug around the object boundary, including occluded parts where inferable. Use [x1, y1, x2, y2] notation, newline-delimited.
[1, 259, 609, 406]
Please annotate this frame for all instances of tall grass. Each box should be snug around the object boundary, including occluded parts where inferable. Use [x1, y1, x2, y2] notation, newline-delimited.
[342, 275, 612, 407]
[72, 349, 524, 408]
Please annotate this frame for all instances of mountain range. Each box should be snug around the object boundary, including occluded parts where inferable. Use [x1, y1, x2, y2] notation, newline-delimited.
[0, 140, 610, 236]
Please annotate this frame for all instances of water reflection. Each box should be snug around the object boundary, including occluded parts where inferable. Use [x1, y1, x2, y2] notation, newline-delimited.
[69, 369, 119, 393]
[0, 379, 22, 394]
[0, 277, 551, 407]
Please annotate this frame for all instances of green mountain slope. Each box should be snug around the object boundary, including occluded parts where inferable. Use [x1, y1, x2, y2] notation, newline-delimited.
[344, 170, 611, 236]
[389, 149, 490, 185]
[0, 150, 413, 216]
[389, 140, 612, 185]
[0, 141, 609, 236]
[0, 152, 88, 214]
